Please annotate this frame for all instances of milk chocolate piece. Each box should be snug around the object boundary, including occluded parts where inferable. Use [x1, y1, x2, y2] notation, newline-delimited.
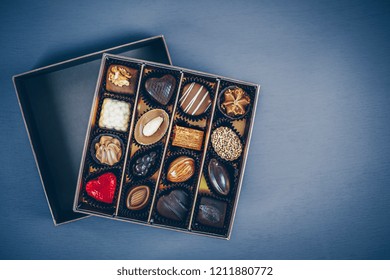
[98, 98, 131, 132]
[197, 197, 227, 228]
[211, 126, 242, 161]
[145, 74, 176, 105]
[134, 109, 169, 145]
[220, 86, 250, 118]
[133, 150, 158, 177]
[126, 185, 150, 210]
[179, 82, 211, 116]
[208, 158, 230, 196]
[172, 125, 204, 151]
[85, 172, 117, 204]
[94, 135, 122, 166]
[156, 189, 190, 222]
[106, 65, 138, 94]
[167, 156, 195, 183]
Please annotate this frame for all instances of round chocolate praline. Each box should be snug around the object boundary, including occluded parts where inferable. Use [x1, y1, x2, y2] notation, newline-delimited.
[179, 82, 211, 116]
[218, 86, 250, 119]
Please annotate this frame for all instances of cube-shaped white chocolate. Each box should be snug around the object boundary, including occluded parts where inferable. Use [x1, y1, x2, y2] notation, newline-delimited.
[98, 98, 131, 132]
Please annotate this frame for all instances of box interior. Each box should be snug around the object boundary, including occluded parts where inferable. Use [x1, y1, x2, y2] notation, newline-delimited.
[14, 37, 172, 224]
[74, 55, 259, 238]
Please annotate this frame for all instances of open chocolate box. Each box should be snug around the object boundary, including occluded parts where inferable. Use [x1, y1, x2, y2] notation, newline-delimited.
[13, 36, 172, 225]
[74, 54, 260, 239]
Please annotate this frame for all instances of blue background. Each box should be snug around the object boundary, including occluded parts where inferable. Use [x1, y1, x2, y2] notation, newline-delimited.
[1, 0, 389, 259]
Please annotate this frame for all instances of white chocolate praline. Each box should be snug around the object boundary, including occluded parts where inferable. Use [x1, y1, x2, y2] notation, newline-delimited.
[143, 116, 164, 137]
[98, 98, 131, 132]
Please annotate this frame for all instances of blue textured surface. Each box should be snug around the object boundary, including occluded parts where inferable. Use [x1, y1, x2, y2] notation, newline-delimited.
[1, 0, 390, 259]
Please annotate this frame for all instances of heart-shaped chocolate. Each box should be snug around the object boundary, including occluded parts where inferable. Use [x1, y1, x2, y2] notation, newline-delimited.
[145, 74, 176, 105]
[156, 189, 190, 222]
[85, 172, 117, 204]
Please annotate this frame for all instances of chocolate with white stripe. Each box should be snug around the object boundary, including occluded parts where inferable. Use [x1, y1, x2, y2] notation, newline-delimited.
[179, 82, 211, 116]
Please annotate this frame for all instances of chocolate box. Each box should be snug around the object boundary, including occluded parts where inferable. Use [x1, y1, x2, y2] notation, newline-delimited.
[74, 54, 260, 239]
[13, 36, 173, 225]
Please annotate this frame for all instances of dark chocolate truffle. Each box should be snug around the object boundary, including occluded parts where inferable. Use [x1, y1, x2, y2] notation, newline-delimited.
[197, 197, 227, 228]
[208, 158, 230, 196]
[156, 189, 190, 222]
[145, 74, 176, 105]
[179, 82, 211, 116]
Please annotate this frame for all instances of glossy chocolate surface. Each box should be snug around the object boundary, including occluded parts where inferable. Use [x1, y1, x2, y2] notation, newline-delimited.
[208, 158, 230, 196]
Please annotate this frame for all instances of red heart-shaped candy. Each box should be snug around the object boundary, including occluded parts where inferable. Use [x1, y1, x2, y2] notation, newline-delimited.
[85, 172, 117, 204]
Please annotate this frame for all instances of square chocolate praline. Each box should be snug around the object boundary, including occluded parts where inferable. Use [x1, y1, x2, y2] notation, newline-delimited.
[105, 64, 138, 94]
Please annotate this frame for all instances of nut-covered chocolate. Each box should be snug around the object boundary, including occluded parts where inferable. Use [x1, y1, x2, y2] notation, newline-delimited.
[179, 82, 211, 116]
[156, 189, 190, 222]
[126, 185, 150, 210]
[172, 125, 204, 151]
[211, 126, 242, 161]
[106, 64, 138, 94]
[167, 156, 195, 183]
[134, 109, 169, 146]
[145, 74, 176, 105]
[208, 158, 230, 196]
[220, 86, 250, 118]
[197, 197, 227, 228]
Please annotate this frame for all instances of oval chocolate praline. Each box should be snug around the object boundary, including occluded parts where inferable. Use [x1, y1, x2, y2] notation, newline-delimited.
[134, 109, 169, 146]
[167, 156, 195, 183]
[126, 185, 150, 210]
[132, 147, 161, 178]
[208, 158, 230, 196]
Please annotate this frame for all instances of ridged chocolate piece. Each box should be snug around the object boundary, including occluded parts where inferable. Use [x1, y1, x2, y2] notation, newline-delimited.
[126, 185, 150, 210]
[172, 125, 204, 151]
[157, 189, 190, 222]
[208, 158, 230, 196]
[145, 74, 176, 105]
[179, 82, 211, 116]
[167, 156, 195, 183]
[197, 197, 227, 228]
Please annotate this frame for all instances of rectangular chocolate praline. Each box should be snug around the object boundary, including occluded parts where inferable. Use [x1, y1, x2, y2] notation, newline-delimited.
[172, 125, 204, 151]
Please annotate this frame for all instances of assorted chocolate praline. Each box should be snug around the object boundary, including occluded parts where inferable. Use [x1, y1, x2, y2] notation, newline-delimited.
[93, 135, 122, 166]
[134, 109, 169, 146]
[211, 126, 242, 161]
[85, 172, 117, 204]
[167, 156, 195, 183]
[126, 185, 150, 211]
[98, 98, 131, 132]
[219, 86, 250, 118]
[156, 189, 190, 222]
[106, 64, 138, 94]
[208, 158, 230, 196]
[197, 197, 227, 228]
[145, 74, 176, 105]
[172, 125, 204, 151]
[132, 150, 159, 177]
[179, 82, 211, 116]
